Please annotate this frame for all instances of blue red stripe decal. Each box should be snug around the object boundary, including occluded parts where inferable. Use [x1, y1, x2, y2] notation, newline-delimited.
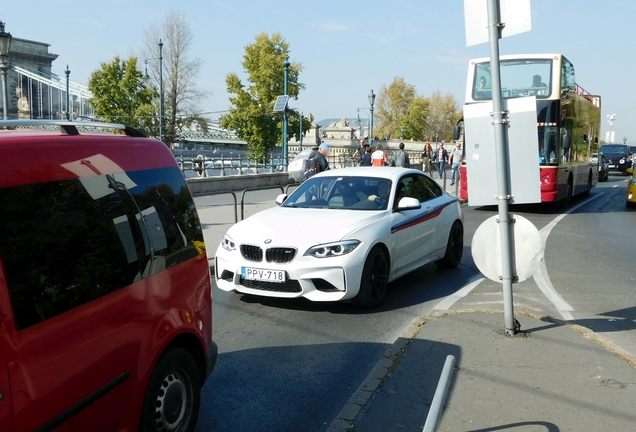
[391, 199, 457, 233]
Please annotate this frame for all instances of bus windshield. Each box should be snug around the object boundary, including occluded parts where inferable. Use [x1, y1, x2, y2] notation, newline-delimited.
[474, 59, 553, 100]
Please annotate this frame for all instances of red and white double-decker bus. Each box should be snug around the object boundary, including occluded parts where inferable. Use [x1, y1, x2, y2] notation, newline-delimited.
[458, 54, 601, 204]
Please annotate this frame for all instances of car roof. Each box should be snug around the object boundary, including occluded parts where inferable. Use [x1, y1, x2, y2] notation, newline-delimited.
[312, 167, 422, 182]
[0, 122, 174, 188]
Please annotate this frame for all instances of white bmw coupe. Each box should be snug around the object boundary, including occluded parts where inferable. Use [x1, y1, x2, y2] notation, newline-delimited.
[215, 167, 464, 308]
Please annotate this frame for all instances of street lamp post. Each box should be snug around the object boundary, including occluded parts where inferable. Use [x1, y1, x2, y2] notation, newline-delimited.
[0, 21, 13, 120]
[357, 107, 371, 140]
[144, 39, 164, 142]
[64, 65, 70, 120]
[607, 113, 616, 143]
[400, 126, 404, 140]
[282, 55, 290, 170]
[299, 111, 303, 151]
[368, 90, 375, 146]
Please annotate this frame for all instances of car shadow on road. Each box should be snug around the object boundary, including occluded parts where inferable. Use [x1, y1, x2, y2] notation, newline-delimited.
[236, 245, 480, 314]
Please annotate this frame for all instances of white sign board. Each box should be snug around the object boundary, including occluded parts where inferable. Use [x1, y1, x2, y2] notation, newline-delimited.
[464, 96, 541, 206]
[472, 214, 544, 283]
[464, 0, 532, 47]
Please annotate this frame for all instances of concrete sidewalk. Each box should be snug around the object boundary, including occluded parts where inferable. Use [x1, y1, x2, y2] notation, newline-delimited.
[327, 311, 636, 432]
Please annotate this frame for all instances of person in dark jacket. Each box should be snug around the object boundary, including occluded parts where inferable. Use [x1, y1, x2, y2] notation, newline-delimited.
[360, 146, 372, 166]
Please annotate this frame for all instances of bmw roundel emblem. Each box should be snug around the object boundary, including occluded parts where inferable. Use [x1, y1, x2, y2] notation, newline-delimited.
[264, 239, 272, 244]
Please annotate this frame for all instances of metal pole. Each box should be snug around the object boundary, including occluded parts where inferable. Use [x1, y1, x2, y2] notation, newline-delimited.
[64, 65, 70, 120]
[369, 90, 375, 146]
[487, 0, 517, 336]
[0, 59, 8, 120]
[299, 111, 303, 151]
[159, 39, 164, 143]
[283, 55, 290, 171]
[422, 355, 456, 432]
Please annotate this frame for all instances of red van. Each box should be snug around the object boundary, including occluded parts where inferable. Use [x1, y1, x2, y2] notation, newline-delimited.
[0, 120, 216, 431]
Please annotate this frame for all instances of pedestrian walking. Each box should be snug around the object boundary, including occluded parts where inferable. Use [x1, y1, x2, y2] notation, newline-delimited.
[371, 144, 388, 167]
[391, 142, 410, 167]
[436, 141, 448, 179]
[360, 146, 372, 166]
[450, 142, 463, 186]
[303, 143, 331, 181]
[422, 142, 434, 176]
[352, 138, 366, 165]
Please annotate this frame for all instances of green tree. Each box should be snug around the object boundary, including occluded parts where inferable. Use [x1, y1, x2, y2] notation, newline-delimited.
[427, 91, 460, 141]
[88, 56, 155, 131]
[375, 77, 416, 140]
[401, 96, 430, 141]
[221, 32, 307, 159]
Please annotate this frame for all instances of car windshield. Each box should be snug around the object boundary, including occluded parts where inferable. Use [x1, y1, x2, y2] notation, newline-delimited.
[600, 145, 627, 155]
[283, 176, 393, 210]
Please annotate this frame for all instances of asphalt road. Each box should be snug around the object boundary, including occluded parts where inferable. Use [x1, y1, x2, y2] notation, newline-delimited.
[194, 173, 635, 432]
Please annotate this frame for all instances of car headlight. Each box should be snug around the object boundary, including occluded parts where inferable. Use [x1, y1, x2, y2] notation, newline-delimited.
[221, 234, 236, 251]
[631, 178, 636, 186]
[620, 158, 626, 164]
[305, 240, 360, 258]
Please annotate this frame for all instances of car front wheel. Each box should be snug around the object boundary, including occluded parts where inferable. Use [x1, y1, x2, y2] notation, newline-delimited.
[141, 348, 201, 432]
[352, 246, 389, 309]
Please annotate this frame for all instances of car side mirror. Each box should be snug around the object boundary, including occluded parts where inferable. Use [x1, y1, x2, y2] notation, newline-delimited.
[453, 125, 461, 141]
[562, 134, 571, 150]
[275, 194, 287, 205]
[395, 197, 421, 211]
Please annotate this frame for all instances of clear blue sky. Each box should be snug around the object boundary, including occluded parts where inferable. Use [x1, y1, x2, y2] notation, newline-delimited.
[1, 0, 634, 143]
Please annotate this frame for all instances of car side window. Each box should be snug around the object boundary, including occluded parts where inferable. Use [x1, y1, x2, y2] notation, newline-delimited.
[397, 174, 442, 204]
[0, 166, 203, 330]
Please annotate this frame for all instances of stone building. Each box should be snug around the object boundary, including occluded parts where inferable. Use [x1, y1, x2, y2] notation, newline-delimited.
[1, 32, 93, 119]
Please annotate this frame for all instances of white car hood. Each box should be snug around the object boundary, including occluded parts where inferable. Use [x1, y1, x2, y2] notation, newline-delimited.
[226, 207, 384, 246]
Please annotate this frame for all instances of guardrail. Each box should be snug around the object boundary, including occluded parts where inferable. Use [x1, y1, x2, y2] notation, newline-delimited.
[192, 184, 300, 223]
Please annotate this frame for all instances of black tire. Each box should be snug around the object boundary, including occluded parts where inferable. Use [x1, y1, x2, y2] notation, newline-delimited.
[560, 178, 573, 208]
[627, 201, 636, 209]
[141, 348, 201, 432]
[352, 246, 389, 309]
[584, 171, 592, 197]
[436, 221, 464, 269]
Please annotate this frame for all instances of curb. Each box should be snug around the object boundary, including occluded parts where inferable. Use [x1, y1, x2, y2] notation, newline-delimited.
[324, 316, 428, 432]
[324, 309, 636, 432]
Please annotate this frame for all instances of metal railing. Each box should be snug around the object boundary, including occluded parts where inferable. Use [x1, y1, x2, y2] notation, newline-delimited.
[192, 184, 300, 223]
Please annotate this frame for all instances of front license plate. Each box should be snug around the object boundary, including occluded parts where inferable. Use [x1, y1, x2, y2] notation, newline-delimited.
[609, 164, 616, 168]
[241, 267, 285, 283]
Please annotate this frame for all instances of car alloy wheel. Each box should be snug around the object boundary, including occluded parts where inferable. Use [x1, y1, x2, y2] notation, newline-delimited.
[353, 246, 389, 309]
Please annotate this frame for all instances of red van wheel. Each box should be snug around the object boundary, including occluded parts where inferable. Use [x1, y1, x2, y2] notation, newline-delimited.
[141, 348, 201, 432]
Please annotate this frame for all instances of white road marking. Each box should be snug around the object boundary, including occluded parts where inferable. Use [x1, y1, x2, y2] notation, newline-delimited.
[434, 276, 485, 310]
[612, 184, 618, 188]
[533, 193, 604, 320]
[435, 193, 604, 319]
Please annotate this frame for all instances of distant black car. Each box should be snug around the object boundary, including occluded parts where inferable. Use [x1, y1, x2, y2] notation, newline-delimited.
[600, 144, 632, 175]
[597, 153, 609, 182]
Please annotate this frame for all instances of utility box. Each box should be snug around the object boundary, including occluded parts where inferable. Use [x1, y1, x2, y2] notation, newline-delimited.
[464, 96, 541, 206]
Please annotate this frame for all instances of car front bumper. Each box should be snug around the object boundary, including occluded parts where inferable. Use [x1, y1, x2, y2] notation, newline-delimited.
[214, 249, 365, 302]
